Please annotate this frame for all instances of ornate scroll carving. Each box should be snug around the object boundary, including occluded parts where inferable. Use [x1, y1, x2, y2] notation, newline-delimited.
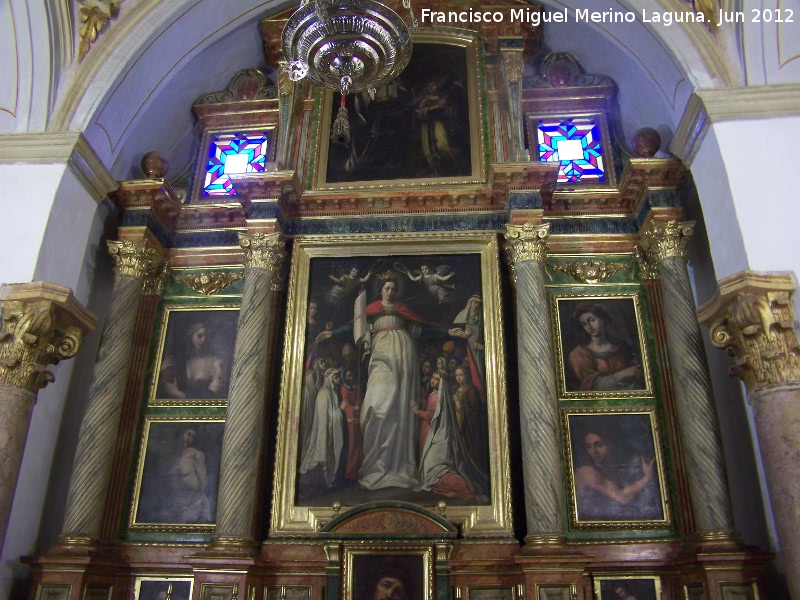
[0, 283, 97, 393]
[107, 240, 158, 281]
[175, 272, 243, 295]
[550, 259, 627, 284]
[639, 220, 695, 263]
[78, 1, 120, 61]
[238, 233, 286, 273]
[699, 272, 800, 391]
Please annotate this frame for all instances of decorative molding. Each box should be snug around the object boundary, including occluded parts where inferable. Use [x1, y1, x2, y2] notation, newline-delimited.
[0, 132, 116, 203]
[78, 1, 121, 61]
[639, 220, 695, 263]
[549, 259, 627, 284]
[671, 84, 800, 163]
[0, 282, 97, 394]
[697, 271, 800, 392]
[238, 232, 286, 273]
[175, 272, 243, 295]
[635, 247, 660, 281]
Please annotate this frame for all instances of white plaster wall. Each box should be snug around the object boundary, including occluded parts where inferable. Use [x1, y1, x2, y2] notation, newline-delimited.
[0, 163, 67, 284]
[712, 116, 800, 281]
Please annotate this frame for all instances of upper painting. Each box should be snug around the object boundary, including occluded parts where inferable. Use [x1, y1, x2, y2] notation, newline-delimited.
[314, 32, 486, 189]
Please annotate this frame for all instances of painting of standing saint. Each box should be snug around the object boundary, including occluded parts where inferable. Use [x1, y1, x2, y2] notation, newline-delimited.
[296, 253, 489, 507]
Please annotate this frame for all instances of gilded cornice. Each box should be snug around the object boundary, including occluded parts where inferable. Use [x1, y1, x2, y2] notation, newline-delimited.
[175, 272, 244, 295]
[0, 133, 116, 204]
[111, 179, 183, 230]
[107, 239, 159, 281]
[697, 271, 800, 392]
[504, 223, 550, 282]
[0, 282, 97, 394]
[239, 233, 286, 274]
[549, 259, 627, 284]
[671, 84, 800, 163]
[639, 220, 695, 263]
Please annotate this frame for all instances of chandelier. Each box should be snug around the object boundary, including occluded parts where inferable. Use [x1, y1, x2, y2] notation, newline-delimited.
[282, 0, 416, 144]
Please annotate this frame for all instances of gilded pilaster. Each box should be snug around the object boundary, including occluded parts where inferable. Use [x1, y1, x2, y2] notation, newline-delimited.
[503, 223, 564, 544]
[500, 48, 529, 162]
[638, 220, 735, 536]
[697, 271, 800, 597]
[0, 282, 96, 553]
[60, 239, 162, 542]
[211, 233, 286, 550]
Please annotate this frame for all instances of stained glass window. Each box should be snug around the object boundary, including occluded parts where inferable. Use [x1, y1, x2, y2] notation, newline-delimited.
[536, 117, 605, 184]
[203, 132, 269, 197]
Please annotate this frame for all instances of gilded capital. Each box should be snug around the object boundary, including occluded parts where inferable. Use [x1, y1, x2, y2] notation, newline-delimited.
[107, 240, 158, 281]
[697, 271, 800, 392]
[639, 220, 694, 263]
[0, 282, 97, 394]
[635, 247, 660, 280]
[239, 232, 286, 274]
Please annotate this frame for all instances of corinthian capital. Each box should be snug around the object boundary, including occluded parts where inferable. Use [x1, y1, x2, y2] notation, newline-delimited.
[697, 271, 800, 392]
[639, 220, 695, 263]
[504, 223, 550, 283]
[107, 239, 159, 281]
[0, 282, 97, 394]
[239, 232, 287, 274]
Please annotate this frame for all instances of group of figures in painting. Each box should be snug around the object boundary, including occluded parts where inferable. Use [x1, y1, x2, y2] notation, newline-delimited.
[297, 255, 490, 505]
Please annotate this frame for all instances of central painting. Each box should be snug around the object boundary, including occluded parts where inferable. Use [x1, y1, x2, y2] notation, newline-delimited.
[271, 233, 512, 537]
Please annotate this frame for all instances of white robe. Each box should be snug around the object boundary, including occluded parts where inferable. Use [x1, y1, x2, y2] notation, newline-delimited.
[299, 373, 344, 487]
[358, 313, 420, 490]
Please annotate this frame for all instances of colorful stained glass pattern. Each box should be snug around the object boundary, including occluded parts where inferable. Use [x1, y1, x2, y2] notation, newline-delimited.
[203, 132, 269, 197]
[536, 117, 605, 183]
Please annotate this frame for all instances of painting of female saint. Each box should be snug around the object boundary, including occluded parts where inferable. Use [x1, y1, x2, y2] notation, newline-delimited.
[132, 419, 224, 527]
[553, 295, 652, 398]
[296, 253, 490, 507]
[153, 308, 239, 402]
[321, 40, 478, 185]
[564, 411, 670, 527]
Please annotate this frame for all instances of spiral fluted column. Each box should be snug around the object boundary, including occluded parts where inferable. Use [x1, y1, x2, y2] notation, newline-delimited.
[504, 223, 565, 545]
[210, 232, 286, 551]
[639, 220, 734, 536]
[0, 283, 96, 553]
[59, 240, 161, 542]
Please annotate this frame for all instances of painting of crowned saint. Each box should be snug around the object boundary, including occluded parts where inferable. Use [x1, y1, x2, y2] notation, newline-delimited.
[154, 308, 239, 401]
[554, 296, 651, 397]
[296, 254, 490, 507]
[324, 42, 473, 184]
[566, 412, 668, 526]
[133, 420, 224, 526]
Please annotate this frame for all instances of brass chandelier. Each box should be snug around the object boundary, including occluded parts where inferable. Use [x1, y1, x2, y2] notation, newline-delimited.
[282, 0, 416, 144]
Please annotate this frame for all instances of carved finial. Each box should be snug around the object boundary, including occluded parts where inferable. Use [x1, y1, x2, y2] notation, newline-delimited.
[632, 127, 662, 157]
[436, 500, 447, 517]
[141, 151, 169, 179]
[332, 501, 342, 517]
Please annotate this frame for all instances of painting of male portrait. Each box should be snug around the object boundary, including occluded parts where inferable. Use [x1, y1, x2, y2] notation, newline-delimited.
[595, 577, 661, 600]
[323, 41, 475, 185]
[132, 419, 225, 527]
[296, 253, 490, 508]
[349, 553, 428, 600]
[565, 412, 669, 527]
[554, 295, 651, 397]
[153, 308, 239, 402]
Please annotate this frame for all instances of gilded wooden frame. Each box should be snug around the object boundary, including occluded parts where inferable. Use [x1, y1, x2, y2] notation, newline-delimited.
[342, 544, 433, 600]
[270, 232, 511, 537]
[149, 305, 240, 406]
[129, 416, 225, 531]
[562, 408, 672, 530]
[551, 292, 653, 399]
[313, 30, 486, 190]
[134, 578, 194, 600]
[593, 576, 663, 600]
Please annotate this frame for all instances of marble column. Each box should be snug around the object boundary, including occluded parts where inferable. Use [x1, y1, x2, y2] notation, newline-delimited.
[59, 239, 161, 543]
[697, 271, 800, 599]
[0, 282, 96, 553]
[210, 232, 286, 551]
[638, 220, 735, 537]
[504, 223, 564, 545]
